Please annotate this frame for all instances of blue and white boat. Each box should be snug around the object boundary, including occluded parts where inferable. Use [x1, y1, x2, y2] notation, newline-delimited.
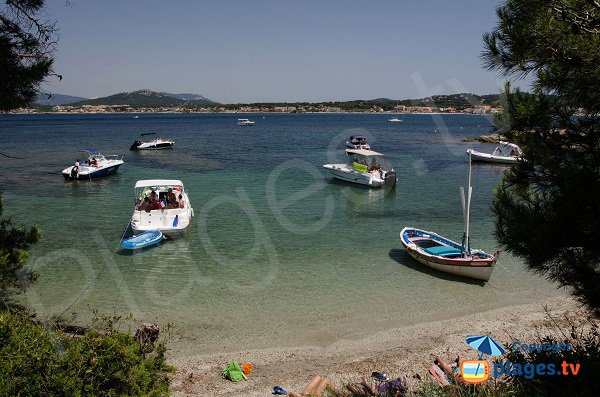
[120, 230, 163, 250]
[62, 149, 124, 180]
[399, 154, 499, 281]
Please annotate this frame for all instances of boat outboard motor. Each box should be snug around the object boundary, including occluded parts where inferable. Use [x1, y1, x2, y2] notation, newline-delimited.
[384, 170, 397, 188]
[70, 165, 79, 179]
[130, 140, 142, 151]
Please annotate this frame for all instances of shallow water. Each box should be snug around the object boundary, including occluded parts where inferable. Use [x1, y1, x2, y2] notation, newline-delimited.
[0, 113, 561, 352]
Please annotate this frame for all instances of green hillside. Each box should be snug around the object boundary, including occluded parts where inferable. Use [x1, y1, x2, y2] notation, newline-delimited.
[71, 89, 217, 107]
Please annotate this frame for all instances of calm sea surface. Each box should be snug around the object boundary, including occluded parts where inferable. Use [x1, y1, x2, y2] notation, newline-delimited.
[0, 113, 561, 353]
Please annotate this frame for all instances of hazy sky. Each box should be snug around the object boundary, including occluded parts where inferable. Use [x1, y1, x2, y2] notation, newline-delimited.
[42, 0, 521, 103]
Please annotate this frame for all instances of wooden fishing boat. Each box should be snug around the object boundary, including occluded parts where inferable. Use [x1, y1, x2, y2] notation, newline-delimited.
[399, 153, 500, 281]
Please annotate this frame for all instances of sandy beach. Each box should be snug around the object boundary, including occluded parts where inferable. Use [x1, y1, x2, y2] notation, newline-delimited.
[168, 294, 580, 396]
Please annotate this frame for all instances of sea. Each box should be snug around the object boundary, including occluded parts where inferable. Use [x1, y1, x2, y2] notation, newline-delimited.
[0, 112, 561, 353]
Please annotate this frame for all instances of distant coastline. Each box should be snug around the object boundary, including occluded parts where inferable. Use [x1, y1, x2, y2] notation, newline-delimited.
[19, 89, 503, 116]
[7, 108, 499, 116]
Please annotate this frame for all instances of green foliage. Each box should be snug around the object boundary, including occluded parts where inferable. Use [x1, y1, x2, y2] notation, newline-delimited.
[409, 381, 524, 397]
[0, 192, 40, 294]
[0, 311, 172, 396]
[483, 0, 600, 113]
[484, 1, 600, 312]
[0, 0, 57, 111]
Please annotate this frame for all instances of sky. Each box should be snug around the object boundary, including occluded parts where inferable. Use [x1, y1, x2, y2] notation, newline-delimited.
[41, 0, 524, 103]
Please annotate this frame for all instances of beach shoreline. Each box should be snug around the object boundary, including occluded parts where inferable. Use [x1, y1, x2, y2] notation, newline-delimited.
[168, 294, 578, 396]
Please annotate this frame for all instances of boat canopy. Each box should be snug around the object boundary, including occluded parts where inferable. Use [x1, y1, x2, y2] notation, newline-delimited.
[345, 148, 383, 157]
[134, 179, 183, 189]
[349, 135, 367, 140]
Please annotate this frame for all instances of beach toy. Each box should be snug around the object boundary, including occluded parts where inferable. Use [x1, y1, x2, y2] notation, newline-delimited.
[222, 361, 247, 382]
[273, 386, 287, 395]
[241, 362, 254, 375]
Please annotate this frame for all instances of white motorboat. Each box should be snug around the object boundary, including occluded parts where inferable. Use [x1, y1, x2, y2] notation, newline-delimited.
[237, 118, 255, 126]
[130, 179, 194, 237]
[345, 135, 371, 150]
[62, 149, 124, 180]
[130, 133, 174, 150]
[387, 116, 402, 122]
[466, 141, 523, 164]
[323, 149, 396, 188]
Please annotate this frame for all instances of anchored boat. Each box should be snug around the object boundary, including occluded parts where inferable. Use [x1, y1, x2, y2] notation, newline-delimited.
[237, 118, 255, 126]
[466, 141, 523, 164]
[130, 133, 174, 150]
[399, 153, 500, 281]
[130, 179, 194, 237]
[62, 149, 124, 180]
[323, 149, 396, 188]
[345, 135, 371, 150]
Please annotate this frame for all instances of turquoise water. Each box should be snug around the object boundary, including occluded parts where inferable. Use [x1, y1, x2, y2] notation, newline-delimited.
[0, 113, 561, 353]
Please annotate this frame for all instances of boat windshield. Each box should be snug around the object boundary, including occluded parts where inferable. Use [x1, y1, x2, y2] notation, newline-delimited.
[346, 153, 387, 171]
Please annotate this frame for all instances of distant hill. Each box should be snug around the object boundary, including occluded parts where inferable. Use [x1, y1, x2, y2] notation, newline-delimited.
[164, 92, 217, 103]
[35, 93, 89, 106]
[71, 89, 218, 107]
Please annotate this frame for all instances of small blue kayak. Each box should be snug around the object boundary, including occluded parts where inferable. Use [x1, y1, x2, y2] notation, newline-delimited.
[120, 230, 163, 250]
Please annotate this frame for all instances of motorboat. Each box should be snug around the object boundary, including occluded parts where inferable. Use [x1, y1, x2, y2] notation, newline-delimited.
[62, 149, 124, 180]
[387, 116, 402, 122]
[323, 149, 396, 188]
[237, 118, 255, 126]
[345, 135, 371, 150]
[130, 133, 174, 150]
[399, 153, 500, 281]
[466, 141, 523, 164]
[130, 179, 194, 237]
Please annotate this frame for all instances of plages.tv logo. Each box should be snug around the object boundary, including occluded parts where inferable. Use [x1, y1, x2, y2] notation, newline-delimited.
[462, 335, 581, 383]
[461, 335, 506, 384]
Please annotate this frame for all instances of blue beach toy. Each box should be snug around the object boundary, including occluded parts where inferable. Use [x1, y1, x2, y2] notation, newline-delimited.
[273, 385, 287, 395]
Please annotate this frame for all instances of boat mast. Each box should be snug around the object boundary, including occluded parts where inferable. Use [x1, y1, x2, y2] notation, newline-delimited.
[460, 152, 473, 256]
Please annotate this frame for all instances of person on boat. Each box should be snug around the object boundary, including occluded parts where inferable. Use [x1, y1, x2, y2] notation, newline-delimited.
[178, 194, 185, 208]
[369, 158, 381, 171]
[149, 190, 162, 210]
[166, 189, 178, 209]
[138, 197, 151, 212]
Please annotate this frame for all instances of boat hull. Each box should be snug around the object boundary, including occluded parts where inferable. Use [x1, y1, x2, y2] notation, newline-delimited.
[136, 142, 174, 150]
[131, 210, 192, 237]
[62, 163, 122, 180]
[400, 227, 498, 281]
[323, 164, 396, 188]
[467, 149, 518, 164]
